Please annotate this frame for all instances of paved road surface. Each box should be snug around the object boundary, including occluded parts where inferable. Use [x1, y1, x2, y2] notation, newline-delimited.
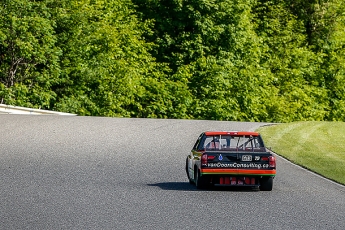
[1, 115, 344, 229]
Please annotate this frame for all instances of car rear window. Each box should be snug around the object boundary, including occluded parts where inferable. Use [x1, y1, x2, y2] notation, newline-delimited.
[200, 135, 264, 150]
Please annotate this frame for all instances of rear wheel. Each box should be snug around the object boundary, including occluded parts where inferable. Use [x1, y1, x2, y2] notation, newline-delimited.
[186, 157, 193, 184]
[195, 169, 206, 189]
[259, 177, 273, 191]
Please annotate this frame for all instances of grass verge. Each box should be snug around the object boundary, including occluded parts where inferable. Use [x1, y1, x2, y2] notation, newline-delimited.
[256, 121, 345, 185]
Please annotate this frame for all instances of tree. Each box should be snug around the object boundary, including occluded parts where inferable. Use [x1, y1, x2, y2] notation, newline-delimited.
[0, 0, 60, 107]
[50, 0, 193, 117]
[253, 0, 329, 122]
[134, 0, 277, 121]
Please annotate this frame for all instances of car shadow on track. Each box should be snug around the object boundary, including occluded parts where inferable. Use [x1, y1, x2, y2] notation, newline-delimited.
[147, 182, 196, 191]
[147, 182, 259, 192]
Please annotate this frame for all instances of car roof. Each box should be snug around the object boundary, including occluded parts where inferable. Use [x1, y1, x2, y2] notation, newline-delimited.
[204, 131, 260, 136]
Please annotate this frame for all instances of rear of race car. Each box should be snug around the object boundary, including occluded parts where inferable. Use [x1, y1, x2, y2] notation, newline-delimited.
[188, 131, 277, 191]
[199, 151, 276, 191]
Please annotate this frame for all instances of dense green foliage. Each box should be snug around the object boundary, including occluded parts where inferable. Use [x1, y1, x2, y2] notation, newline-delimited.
[1, 0, 344, 121]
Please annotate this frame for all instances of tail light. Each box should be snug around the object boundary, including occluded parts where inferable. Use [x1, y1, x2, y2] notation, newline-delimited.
[201, 154, 208, 166]
[201, 154, 215, 166]
[269, 156, 276, 168]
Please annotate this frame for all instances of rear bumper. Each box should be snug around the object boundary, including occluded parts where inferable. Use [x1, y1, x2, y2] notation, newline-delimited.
[201, 168, 276, 176]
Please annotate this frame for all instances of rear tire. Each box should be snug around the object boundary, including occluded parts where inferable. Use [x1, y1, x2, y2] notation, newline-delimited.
[195, 170, 206, 189]
[259, 177, 273, 191]
[186, 157, 193, 184]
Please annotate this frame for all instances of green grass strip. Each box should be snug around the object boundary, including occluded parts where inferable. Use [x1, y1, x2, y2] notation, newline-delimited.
[257, 121, 345, 185]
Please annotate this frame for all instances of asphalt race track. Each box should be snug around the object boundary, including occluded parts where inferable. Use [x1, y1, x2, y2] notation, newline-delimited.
[1, 115, 345, 229]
